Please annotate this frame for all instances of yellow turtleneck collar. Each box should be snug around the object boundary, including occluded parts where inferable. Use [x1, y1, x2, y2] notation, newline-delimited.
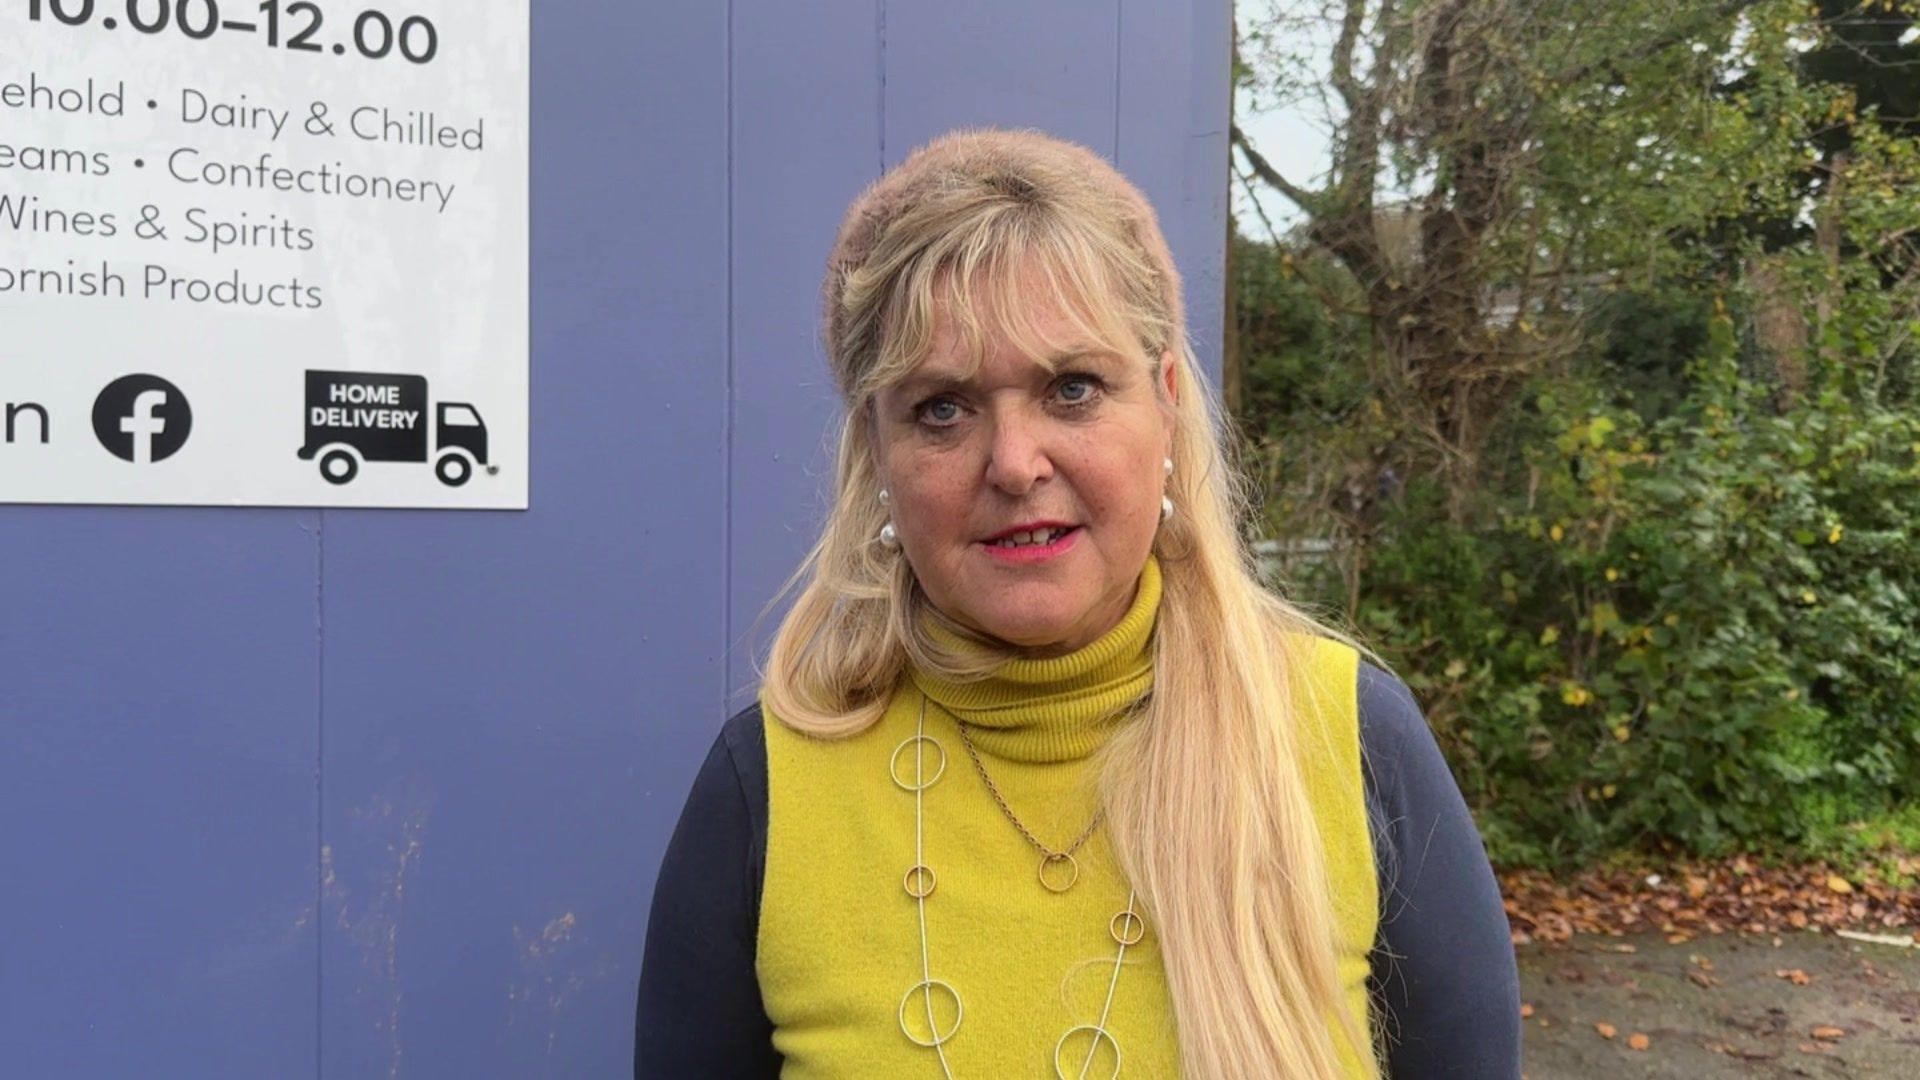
[908, 555, 1161, 764]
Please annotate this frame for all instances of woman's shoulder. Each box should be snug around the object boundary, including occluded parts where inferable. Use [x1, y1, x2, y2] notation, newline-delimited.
[720, 700, 767, 762]
[707, 693, 899, 805]
[669, 702, 770, 843]
[1277, 632, 1430, 772]
[1354, 658, 1431, 789]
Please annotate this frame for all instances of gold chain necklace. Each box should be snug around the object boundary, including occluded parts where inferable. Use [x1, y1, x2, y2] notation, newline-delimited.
[954, 718, 1103, 893]
[891, 693, 1145, 1079]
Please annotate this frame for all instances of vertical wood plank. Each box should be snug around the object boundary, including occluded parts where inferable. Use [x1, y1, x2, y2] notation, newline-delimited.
[316, 3, 729, 1075]
[1119, 0, 1232, 385]
[0, 509, 319, 1077]
[725, 1, 885, 700]
[884, 0, 1121, 164]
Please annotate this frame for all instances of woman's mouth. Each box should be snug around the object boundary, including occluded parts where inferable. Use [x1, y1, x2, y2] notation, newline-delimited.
[980, 525, 1081, 564]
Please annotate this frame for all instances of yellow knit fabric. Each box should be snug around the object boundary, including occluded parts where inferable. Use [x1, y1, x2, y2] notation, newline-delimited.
[758, 558, 1377, 1077]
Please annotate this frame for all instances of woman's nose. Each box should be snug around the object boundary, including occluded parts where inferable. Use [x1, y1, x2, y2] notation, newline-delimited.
[982, 410, 1054, 495]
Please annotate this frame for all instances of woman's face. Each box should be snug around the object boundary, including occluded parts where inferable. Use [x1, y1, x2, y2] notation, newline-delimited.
[870, 288, 1176, 657]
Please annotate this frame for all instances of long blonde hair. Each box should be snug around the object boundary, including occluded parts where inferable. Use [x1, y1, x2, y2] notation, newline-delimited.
[758, 127, 1383, 1079]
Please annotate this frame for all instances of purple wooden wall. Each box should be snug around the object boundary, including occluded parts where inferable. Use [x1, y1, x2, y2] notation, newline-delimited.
[0, 2, 1228, 1076]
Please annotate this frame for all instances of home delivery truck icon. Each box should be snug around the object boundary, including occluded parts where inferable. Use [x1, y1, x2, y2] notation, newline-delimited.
[297, 370, 493, 488]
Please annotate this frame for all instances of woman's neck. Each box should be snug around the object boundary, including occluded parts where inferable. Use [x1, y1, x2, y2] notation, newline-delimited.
[908, 556, 1161, 763]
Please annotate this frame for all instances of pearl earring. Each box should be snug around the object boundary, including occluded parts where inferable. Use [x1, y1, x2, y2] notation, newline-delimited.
[877, 488, 899, 547]
[1161, 458, 1175, 521]
[1164, 457, 1174, 477]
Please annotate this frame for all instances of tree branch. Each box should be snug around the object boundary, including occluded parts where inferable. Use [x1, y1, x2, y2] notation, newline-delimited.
[1330, 0, 1370, 114]
[1231, 123, 1323, 213]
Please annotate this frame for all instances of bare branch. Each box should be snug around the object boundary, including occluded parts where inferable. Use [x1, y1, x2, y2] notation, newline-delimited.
[1232, 161, 1291, 247]
[1330, 0, 1370, 114]
[1231, 124, 1324, 213]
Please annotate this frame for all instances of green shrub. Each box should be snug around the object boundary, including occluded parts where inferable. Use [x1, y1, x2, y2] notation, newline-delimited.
[1273, 302, 1920, 867]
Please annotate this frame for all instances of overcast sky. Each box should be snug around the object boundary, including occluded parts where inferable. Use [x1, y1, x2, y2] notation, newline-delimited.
[1228, 2, 1332, 239]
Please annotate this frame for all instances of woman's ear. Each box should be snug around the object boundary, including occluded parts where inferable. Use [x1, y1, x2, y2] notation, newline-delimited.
[1159, 350, 1179, 450]
[862, 396, 882, 448]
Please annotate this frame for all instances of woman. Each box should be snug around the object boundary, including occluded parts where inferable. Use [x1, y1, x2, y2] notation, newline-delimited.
[636, 127, 1520, 1078]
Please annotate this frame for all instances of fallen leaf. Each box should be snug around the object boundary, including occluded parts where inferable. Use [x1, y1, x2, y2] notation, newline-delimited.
[1826, 875, 1854, 894]
[1497, 857, 1920, 944]
[1595, 1022, 1617, 1039]
[1810, 1025, 1845, 1040]
[1835, 929, 1916, 948]
[1774, 968, 1811, 986]
[1627, 1033, 1650, 1051]
[1520, 1003, 1534, 1018]
[1686, 970, 1720, 988]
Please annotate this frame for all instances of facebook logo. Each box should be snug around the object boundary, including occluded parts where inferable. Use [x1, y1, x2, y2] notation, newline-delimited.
[92, 375, 192, 464]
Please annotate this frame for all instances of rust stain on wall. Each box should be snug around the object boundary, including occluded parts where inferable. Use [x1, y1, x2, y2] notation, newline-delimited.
[508, 909, 608, 1076]
[319, 779, 434, 1080]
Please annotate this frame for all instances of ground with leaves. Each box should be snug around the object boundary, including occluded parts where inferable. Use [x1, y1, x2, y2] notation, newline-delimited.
[1518, 930, 1918, 1077]
[1500, 857, 1920, 946]
[1502, 858, 1918, 1075]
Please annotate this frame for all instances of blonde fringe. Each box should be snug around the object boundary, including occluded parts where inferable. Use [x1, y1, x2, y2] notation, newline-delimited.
[753, 129, 1387, 1078]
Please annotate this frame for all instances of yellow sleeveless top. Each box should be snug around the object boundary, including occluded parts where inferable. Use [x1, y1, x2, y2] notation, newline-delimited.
[757, 558, 1377, 1077]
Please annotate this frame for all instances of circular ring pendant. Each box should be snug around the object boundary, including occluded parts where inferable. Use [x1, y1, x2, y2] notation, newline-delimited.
[904, 864, 937, 899]
[1109, 909, 1146, 947]
[1053, 1023, 1122, 1079]
[889, 734, 947, 791]
[1038, 851, 1080, 893]
[898, 978, 963, 1047]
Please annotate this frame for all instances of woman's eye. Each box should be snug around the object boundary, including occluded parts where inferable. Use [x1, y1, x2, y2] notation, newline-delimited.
[917, 398, 962, 426]
[1056, 375, 1101, 406]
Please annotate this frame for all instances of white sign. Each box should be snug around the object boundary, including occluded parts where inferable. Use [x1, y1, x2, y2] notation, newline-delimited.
[1, 0, 528, 508]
